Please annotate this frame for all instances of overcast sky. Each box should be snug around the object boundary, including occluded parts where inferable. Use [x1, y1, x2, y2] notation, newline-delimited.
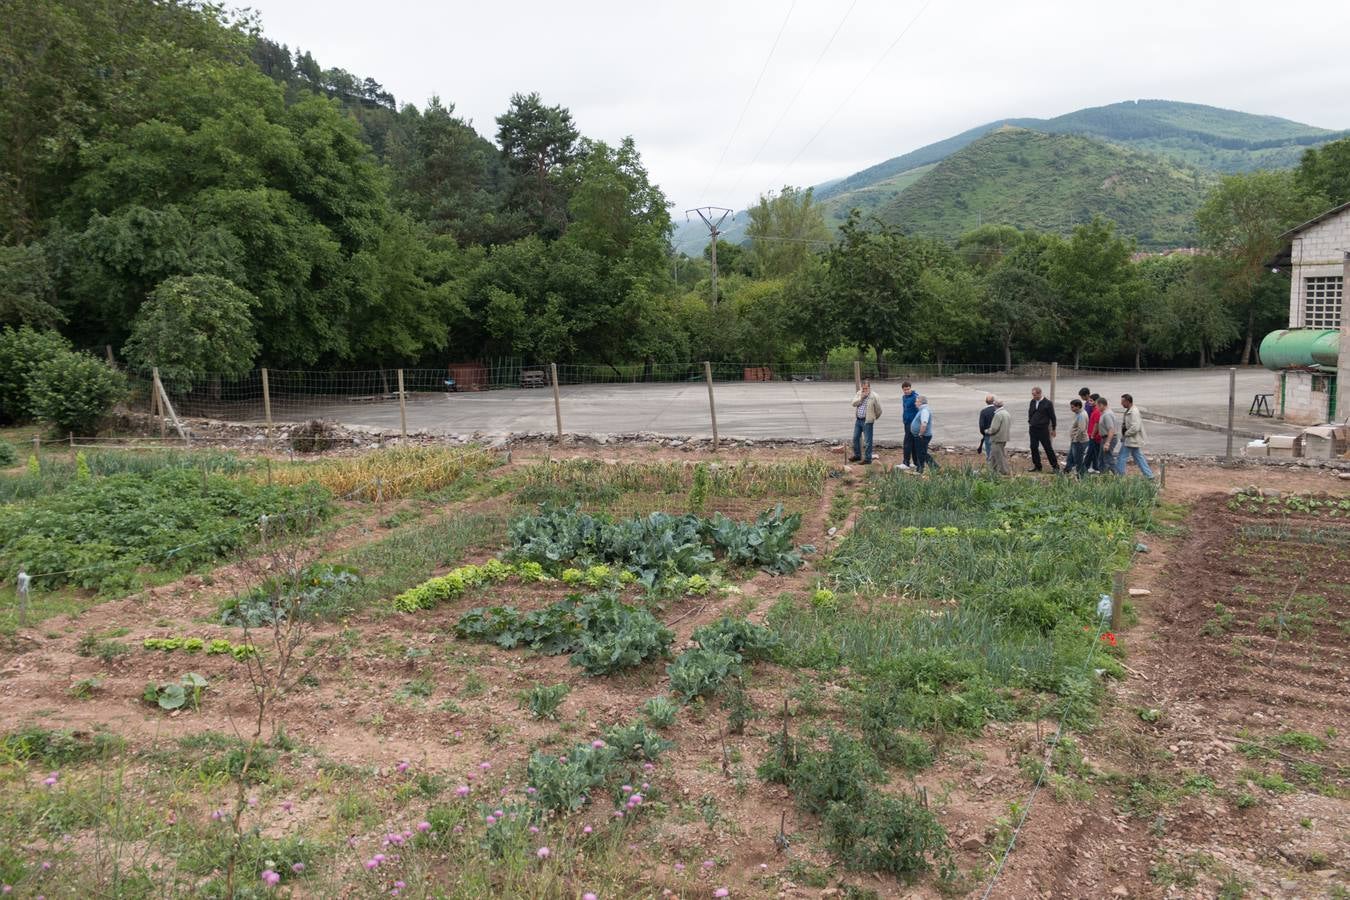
[251, 0, 1350, 220]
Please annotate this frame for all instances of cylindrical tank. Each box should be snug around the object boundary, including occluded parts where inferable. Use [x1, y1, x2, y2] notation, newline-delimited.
[1260, 329, 1340, 371]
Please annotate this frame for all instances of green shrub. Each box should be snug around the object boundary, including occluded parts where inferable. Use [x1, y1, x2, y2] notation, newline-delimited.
[823, 794, 950, 878]
[28, 350, 127, 435]
[785, 731, 886, 816]
[0, 326, 71, 422]
[0, 442, 16, 467]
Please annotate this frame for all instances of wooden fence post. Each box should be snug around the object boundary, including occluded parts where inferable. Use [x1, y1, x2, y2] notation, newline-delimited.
[397, 369, 408, 442]
[853, 360, 862, 391]
[1225, 367, 1236, 463]
[261, 367, 273, 447]
[16, 570, 29, 628]
[152, 367, 166, 439]
[550, 362, 563, 444]
[704, 361, 719, 452]
[1049, 362, 1058, 406]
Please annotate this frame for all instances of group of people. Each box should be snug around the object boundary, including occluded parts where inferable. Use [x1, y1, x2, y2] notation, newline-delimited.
[849, 380, 1154, 479]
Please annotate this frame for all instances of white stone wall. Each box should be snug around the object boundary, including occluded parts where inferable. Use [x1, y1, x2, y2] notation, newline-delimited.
[1279, 370, 1336, 425]
[1288, 208, 1349, 327]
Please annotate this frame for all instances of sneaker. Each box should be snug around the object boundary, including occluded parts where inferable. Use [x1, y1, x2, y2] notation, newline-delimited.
[860, 459, 873, 465]
[897, 463, 911, 470]
[848, 456, 861, 463]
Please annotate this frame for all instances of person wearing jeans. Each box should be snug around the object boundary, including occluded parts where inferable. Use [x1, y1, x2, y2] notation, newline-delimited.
[1064, 398, 1090, 476]
[899, 381, 918, 468]
[1115, 393, 1154, 478]
[910, 394, 938, 473]
[1095, 397, 1119, 474]
[978, 394, 996, 461]
[850, 379, 882, 464]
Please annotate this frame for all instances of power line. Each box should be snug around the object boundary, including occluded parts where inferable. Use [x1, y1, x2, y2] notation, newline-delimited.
[776, 0, 936, 182]
[697, 0, 799, 201]
[725, 0, 862, 203]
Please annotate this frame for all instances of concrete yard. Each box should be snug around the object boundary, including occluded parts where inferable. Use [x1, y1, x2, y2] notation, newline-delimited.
[263, 368, 1286, 458]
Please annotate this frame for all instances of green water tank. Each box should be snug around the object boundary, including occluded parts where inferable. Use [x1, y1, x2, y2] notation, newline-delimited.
[1260, 329, 1339, 372]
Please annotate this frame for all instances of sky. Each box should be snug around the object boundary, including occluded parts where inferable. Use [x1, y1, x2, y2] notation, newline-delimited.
[249, 0, 1350, 227]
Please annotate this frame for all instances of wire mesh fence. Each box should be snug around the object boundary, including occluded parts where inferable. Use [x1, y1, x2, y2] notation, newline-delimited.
[115, 362, 1293, 460]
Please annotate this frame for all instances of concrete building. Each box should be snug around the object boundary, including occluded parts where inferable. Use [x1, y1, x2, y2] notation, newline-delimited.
[1268, 202, 1349, 425]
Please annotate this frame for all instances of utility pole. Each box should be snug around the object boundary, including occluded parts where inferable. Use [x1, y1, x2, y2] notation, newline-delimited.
[686, 207, 733, 307]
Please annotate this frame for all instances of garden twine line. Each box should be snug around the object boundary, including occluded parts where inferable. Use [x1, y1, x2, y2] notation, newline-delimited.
[977, 542, 1142, 900]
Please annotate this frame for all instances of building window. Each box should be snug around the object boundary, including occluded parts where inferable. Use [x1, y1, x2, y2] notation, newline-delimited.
[1303, 275, 1342, 328]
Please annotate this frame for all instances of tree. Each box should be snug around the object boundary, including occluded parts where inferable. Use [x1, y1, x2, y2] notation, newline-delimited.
[955, 224, 1024, 274]
[1129, 255, 1191, 369]
[744, 186, 830, 277]
[1295, 136, 1350, 208]
[0, 243, 64, 328]
[496, 92, 579, 238]
[823, 213, 925, 376]
[703, 240, 749, 277]
[912, 267, 984, 372]
[123, 274, 259, 389]
[983, 265, 1050, 371]
[385, 97, 514, 245]
[1045, 217, 1136, 369]
[1195, 171, 1323, 364]
[1147, 258, 1238, 367]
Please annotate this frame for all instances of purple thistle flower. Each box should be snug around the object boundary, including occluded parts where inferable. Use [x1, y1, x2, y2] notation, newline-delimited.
[261, 869, 280, 887]
[591, 740, 606, 749]
[536, 846, 550, 859]
[417, 821, 431, 833]
[455, 784, 470, 797]
[291, 863, 305, 874]
[714, 890, 730, 898]
[583, 826, 593, 835]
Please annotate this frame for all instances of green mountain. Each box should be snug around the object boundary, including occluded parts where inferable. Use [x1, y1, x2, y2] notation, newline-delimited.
[877, 128, 1215, 248]
[673, 99, 1347, 253]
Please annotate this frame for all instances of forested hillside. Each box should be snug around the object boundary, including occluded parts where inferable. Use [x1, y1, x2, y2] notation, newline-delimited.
[878, 129, 1215, 248]
[786, 99, 1348, 244]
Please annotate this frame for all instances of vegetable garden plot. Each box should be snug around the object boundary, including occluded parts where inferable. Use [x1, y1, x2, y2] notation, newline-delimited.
[515, 458, 828, 521]
[0, 468, 330, 594]
[264, 446, 498, 501]
[763, 470, 1157, 878]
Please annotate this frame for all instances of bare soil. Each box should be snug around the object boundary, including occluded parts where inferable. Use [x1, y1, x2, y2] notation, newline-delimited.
[1, 448, 1347, 898]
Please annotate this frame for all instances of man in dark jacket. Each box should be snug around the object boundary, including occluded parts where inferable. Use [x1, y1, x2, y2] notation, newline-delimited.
[899, 381, 918, 469]
[1027, 386, 1059, 472]
[977, 394, 996, 460]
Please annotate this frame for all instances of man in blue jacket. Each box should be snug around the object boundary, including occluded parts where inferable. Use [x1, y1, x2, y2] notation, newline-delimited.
[899, 381, 918, 469]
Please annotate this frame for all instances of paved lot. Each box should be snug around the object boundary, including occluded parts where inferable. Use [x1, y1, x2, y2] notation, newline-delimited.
[265, 369, 1283, 458]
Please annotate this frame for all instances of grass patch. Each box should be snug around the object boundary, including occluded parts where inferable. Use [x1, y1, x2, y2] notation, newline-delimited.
[265, 445, 496, 500]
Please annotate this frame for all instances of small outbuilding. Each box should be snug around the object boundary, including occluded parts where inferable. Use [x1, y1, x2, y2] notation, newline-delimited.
[1265, 202, 1349, 425]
